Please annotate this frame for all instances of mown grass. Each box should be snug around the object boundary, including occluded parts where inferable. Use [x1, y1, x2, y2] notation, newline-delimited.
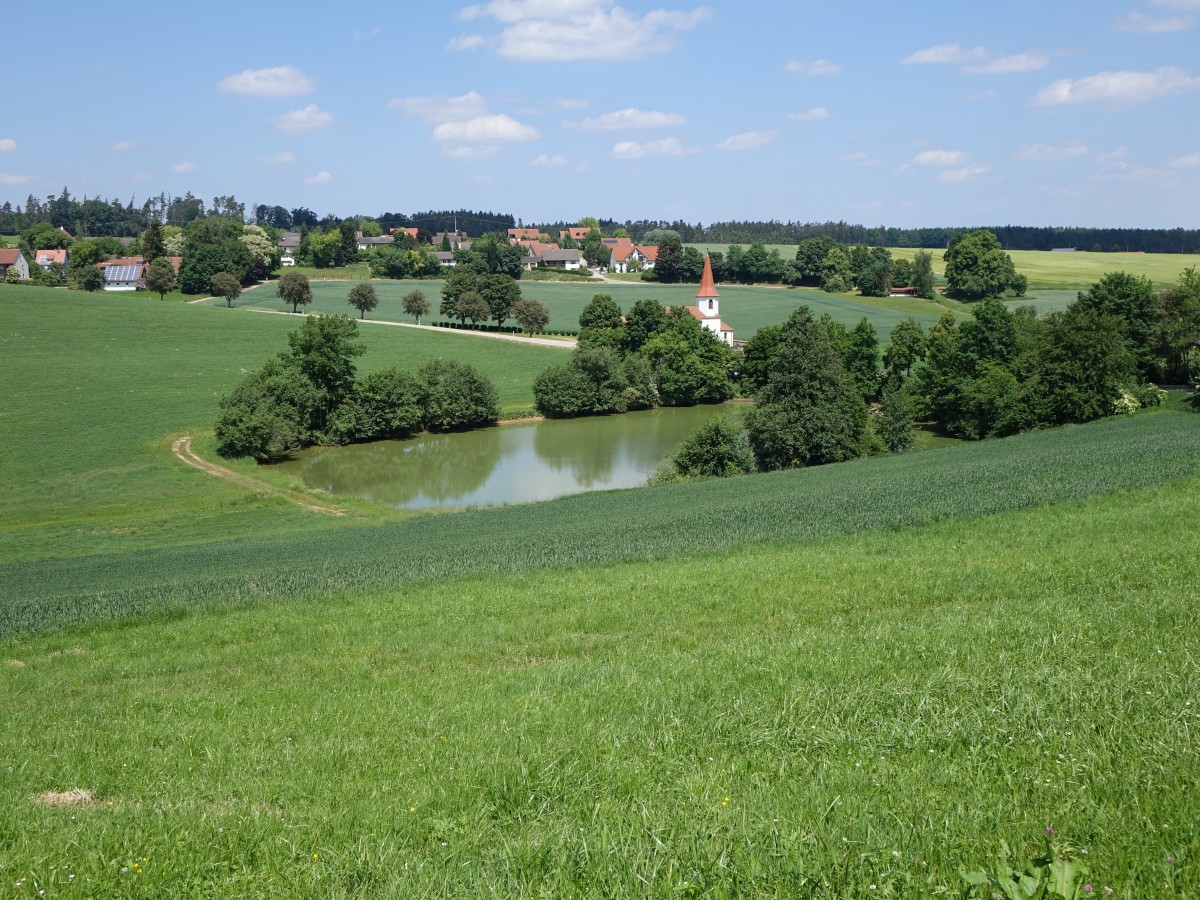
[2, 469, 1196, 896]
[3, 408, 1197, 639]
[0, 285, 562, 564]
[224, 277, 954, 339]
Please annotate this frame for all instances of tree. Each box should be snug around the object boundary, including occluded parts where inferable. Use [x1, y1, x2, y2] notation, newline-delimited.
[641, 313, 736, 406]
[214, 357, 321, 462]
[882, 318, 928, 380]
[580, 229, 606, 268]
[403, 289, 430, 324]
[911, 250, 936, 299]
[844, 318, 881, 398]
[1160, 266, 1200, 381]
[743, 308, 869, 471]
[141, 220, 166, 263]
[417, 359, 500, 431]
[820, 247, 853, 293]
[458, 290, 490, 327]
[875, 381, 916, 453]
[1075, 271, 1162, 378]
[210, 271, 242, 307]
[480, 273, 521, 326]
[579, 293, 623, 331]
[75, 265, 105, 292]
[943, 229, 1021, 302]
[622, 298, 667, 353]
[671, 417, 754, 478]
[277, 270, 312, 313]
[240, 224, 282, 279]
[341, 368, 423, 443]
[285, 314, 366, 430]
[513, 298, 550, 336]
[347, 282, 378, 319]
[653, 234, 685, 283]
[179, 241, 252, 294]
[793, 237, 840, 287]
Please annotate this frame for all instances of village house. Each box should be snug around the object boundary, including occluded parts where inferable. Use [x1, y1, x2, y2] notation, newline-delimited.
[432, 231, 471, 251]
[560, 227, 592, 242]
[278, 232, 300, 266]
[354, 231, 394, 251]
[538, 248, 583, 270]
[0, 248, 30, 280]
[507, 227, 548, 243]
[34, 248, 70, 273]
[605, 238, 658, 273]
[93, 256, 182, 291]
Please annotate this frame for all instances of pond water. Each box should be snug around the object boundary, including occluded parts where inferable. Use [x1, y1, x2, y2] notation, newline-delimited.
[277, 404, 745, 510]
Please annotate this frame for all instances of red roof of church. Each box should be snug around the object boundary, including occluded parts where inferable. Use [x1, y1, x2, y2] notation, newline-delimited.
[696, 254, 718, 298]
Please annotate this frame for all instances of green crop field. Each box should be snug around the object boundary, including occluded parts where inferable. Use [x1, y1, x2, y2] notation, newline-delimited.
[227, 277, 957, 339]
[3, 274, 1199, 896]
[0, 284, 562, 564]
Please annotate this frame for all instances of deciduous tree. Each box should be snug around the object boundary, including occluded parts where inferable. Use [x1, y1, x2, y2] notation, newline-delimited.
[210, 271, 241, 307]
[513, 298, 550, 336]
[943, 229, 1020, 302]
[403, 289, 430, 324]
[347, 282, 378, 319]
[277, 270, 312, 313]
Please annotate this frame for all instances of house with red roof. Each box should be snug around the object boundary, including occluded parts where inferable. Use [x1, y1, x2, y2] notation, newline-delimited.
[559, 227, 592, 242]
[34, 248, 70, 273]
[508, 227, 548, 243]
[607, 239, 659, 273]
[0, 248, 29, 280]
[684, 255, 733, 346]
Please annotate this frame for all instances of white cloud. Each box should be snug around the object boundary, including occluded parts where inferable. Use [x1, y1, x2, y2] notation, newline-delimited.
[913, 149, 970, 166]
[902, 43, 987, 65]
[170, 161, 195, 173]
[448, 33, 487, 50]
[258, 151, 296, 164]
[388, 91, 488, 122]
[611, 137, 697, 159]
[1033, 67, 1200, 105]
[1116, 11, 1194, 31]
[576, 108, 686, 130]
[842, 152, 879, 167]
[457, 0, 712, 61]
[964, 52, 1050, 74]
[1171, 152, 1200, 167]
[433, 114, 540, 144]
[937, 164, 992, 183]
[111, 139, 137, 151]
[275, 104, 334, 133]
[715, 131, 777, 151]
[304, 171, 333, 186]
[788, 106, 829, 122]
[0, 138, 15, 152]
[218, 65, 315, 97]
[0, 172, 31, 185]
[785, 59, 841, 76]
[1014, 142, 1088, 160]
[530, 153, 569, 167]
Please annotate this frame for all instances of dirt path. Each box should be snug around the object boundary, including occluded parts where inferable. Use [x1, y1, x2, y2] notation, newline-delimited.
[170, 435, 344, 517]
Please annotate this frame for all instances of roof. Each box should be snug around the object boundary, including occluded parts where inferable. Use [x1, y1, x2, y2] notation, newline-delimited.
[0, 248, 23, 265]
[639, 245, 658, 262]
[278, 232, 301, 249]
[96, 256, 145, 269]
[540, 248, 581, 262]
[104, 264, 144, 282]
[35, 249, 68, 266]
[390, 227, 419, 239]
[560, 227, 591, 241]
[508, 228, 546, 240]
[696, 254, 719, 299]
[358, 235, 394, 246]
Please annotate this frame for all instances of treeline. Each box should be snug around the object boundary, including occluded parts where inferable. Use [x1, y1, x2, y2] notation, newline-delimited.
[612, 220, 1200, 254]
[215, 316, 501, 462]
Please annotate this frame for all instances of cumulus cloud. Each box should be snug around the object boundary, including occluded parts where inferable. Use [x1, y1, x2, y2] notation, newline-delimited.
[785, 59, 841, 76]
[453, 0, 711, 61]
[715, 131, 777, 151]
[0, 138, 15, 152]
[448, 33, 487, 50]
[611, 137, 697, 159]
[433, 114, 539, 159]
[1171, 151, 1200, 167]
[902, 43, 987, 65]
[1014, 142, 1088, 160]
[258, 151, 296, 164]
[170, 161, 195, 173]
[111, 139, 137, 151]
[530, 153, 569, 167]
[1116, 10, 1194, 31]
[1033, 67, 1200, 105]
[218, 65, 315, 97]
[937, 164, 992, 183]
[275, 104, 334, 133]
[304, 171, 333, 186]
[964, 52, 1050, 74]
[388, 91, 488, 122]
[576, 108, 686, 130]
[788, 106, 830, 122]
[913, 149, 970, 166]
[0, 172, 31, 185]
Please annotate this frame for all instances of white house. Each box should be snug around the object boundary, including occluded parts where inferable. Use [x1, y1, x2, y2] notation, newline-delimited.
[0, 248, 30, 280]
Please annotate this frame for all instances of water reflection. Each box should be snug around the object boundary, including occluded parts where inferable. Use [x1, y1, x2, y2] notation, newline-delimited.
[278, 404, 743, 510]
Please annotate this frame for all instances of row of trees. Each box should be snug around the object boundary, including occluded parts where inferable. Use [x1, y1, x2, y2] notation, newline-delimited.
[215, 316, 501, 462]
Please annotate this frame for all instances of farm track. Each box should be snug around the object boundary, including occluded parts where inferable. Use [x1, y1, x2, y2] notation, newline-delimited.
[170, 435, 344, 517]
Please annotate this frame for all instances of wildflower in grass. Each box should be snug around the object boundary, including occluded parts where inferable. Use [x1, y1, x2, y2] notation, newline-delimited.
[1167, 855, 1175, 863]
[1046, 826, 1054, 837]
[1084, 886, 1093, 893]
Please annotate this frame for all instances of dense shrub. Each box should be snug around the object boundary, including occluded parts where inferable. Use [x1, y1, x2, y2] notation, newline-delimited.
[215, 358, 321, 461]
[418, 359, 500, 431]
[672, 417, 754, 478]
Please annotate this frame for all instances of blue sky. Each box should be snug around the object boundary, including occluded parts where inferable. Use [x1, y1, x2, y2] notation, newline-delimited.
[3, 0, 1198, 228]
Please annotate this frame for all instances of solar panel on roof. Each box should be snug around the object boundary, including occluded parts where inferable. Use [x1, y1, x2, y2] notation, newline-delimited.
[105, 265, 142, 281]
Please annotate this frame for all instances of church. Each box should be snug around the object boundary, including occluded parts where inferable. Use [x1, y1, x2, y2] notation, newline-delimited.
[683, 254, 734, 346]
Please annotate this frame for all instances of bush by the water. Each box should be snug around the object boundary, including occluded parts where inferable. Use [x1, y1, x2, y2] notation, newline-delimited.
[215, 315, 499, 460]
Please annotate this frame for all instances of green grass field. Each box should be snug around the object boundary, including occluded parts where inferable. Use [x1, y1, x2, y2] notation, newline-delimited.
[3, 278, 1199, 896]
[228, 278, 957, 339]
[0, 284, 562, 564]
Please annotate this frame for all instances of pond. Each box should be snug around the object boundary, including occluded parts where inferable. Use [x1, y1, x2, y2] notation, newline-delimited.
[277, 404, 745, 510]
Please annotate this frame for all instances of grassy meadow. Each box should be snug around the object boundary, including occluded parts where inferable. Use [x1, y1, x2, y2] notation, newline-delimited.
[0, 284, 562, 563]
[2, 276, 1199, 895]
[230, 277, 957, 339]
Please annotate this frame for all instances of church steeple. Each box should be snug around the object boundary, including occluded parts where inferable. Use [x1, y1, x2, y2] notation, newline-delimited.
[695, 254, 719, 318]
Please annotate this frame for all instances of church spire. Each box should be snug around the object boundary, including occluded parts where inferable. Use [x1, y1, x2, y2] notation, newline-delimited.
[696, 254, 718, 299]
